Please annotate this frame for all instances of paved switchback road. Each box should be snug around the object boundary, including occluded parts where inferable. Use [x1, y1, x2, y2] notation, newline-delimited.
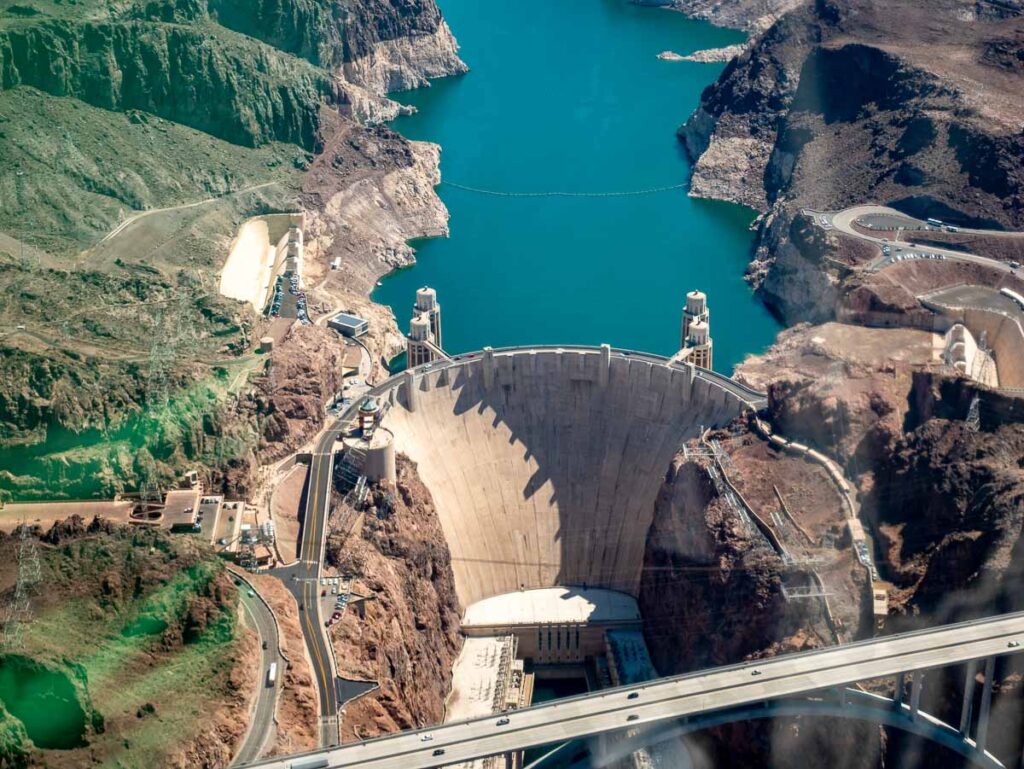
[809, 205, 1024, 276]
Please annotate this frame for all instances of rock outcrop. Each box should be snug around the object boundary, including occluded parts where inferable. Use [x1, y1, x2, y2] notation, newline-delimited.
[252, 324, 346, 462]
[667, 0, 804, 32]
[326, 455, 462, 740]
[639, 457, 823, 671]
[638, 446, 881, 769]
[680, 0, 1024, 323]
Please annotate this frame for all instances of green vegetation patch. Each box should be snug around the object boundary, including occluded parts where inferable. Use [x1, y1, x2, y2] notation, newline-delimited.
[0, 87, 306, 256]
[0, 525, 243, 767]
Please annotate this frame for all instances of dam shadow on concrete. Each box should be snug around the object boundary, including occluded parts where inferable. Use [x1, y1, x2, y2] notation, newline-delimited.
[386, 349, 746, 607]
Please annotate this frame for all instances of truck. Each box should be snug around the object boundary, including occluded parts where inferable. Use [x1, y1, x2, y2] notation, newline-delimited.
[926, 217, 943, 227]
[266, 662, 278, 688]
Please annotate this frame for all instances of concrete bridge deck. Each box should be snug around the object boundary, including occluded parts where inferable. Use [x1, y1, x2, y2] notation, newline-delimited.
[248, 611, 1024, 769]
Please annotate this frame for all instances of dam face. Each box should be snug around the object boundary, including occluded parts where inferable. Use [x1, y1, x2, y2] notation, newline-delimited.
[379, 347, 754, 606]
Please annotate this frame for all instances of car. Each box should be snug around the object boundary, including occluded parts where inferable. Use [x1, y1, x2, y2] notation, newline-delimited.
[432, 749, 445, 757]
[262, 640, 268, 650]
[321, 589, 327, 597]
[247, 590, 254, 597]
[626, 715, 639, 722]
[1009, 641, 1021, 648]
[627, 692, 639, 700]
[218, 538, 228, 546]
[751, 669, 762, 676]
[420, 734, 433, 742]
[1011, 261, 1021, 269]
[496, 717, 509, 726]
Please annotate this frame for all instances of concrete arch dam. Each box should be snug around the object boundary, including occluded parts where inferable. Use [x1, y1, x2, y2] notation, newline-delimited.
[378, 346, 762, 606]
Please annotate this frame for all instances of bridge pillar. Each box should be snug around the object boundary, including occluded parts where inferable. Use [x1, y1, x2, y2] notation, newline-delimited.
[403, 370, 419, 413]
[910, 671, 924, 719]
[894, 673, 906, 707]
[599, 344, 611, 388]
[483, 346, 495, 389]
[959, 659, 977, 736]
[977, 657, 996, 754]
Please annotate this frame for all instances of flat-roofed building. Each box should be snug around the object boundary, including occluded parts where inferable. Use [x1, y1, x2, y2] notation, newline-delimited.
[328, 311, 369, 337]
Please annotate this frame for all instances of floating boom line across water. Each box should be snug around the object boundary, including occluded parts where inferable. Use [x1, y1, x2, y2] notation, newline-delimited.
[440, 180, 688, 198]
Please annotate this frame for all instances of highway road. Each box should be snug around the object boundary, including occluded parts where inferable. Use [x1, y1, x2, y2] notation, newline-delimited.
[249, 611, 1024, 769]
[233, 573, 286, 766]
[809, 205, 1023, 277]
[281, 420, 346, 743]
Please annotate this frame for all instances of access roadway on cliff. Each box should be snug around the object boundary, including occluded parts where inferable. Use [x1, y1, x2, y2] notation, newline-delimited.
[806, 204, 1023, 276]
[250, 610, 1024, 769]
[280, 345, 768, 747]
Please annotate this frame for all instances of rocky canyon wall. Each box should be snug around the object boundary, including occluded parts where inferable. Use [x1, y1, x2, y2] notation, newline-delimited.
[637, 448, 883, 769]
[325, 455, 462, 741]
[679, 0, 1024, 324]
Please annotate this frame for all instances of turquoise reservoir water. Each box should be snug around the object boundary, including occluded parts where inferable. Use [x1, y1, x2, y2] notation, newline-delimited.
[374, 0, 781, 372]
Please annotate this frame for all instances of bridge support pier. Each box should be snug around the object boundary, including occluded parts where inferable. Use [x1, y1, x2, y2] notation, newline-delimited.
[910, 671, 924, 719]
[977, 657, 996, 754]
[894, 673, 906, 707]
[960, 659, 978, 736]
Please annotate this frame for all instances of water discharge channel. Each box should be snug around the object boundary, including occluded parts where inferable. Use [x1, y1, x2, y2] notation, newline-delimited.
[374, 0, 782, 371]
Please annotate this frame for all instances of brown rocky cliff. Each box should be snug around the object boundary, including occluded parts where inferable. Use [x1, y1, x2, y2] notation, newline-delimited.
[252, 324, 346, 462]
[638, 456, 826, 672]
[864, 373, 1024, 622]
[681, 0, 1024, 323]
[638, 452, 882, 769]
[326, 455, 461, 741]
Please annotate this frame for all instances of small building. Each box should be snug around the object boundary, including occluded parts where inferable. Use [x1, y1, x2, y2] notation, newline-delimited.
[327, 311, 369, 337]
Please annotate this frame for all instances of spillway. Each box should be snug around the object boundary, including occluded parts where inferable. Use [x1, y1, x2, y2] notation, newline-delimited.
[376, 346, 761, 606]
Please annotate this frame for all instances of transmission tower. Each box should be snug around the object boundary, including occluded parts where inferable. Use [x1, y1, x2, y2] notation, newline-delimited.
[1, 525, 43, 649]
[138, 279, 201, 508]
